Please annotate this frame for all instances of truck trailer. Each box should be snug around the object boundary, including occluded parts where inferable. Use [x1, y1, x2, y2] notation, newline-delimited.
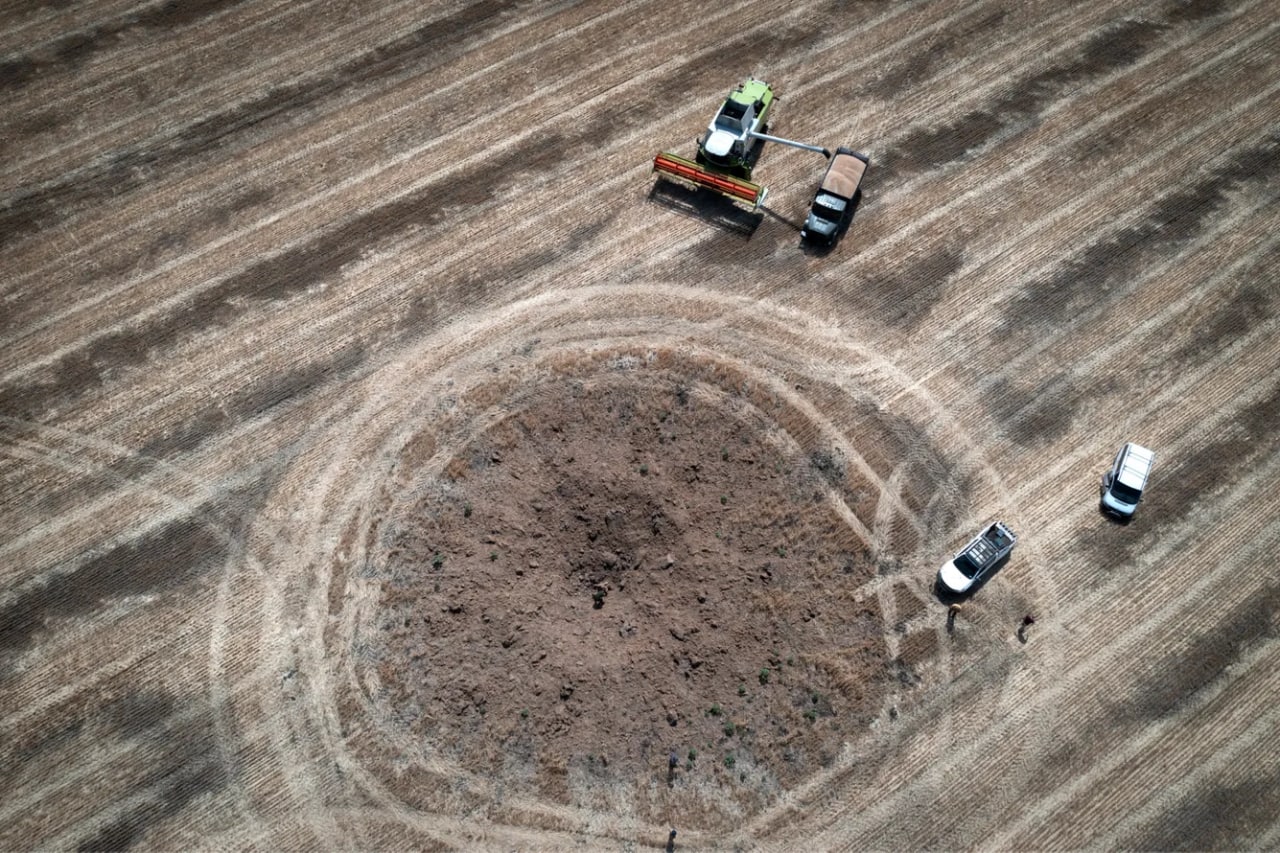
[800, 146, 869, 247]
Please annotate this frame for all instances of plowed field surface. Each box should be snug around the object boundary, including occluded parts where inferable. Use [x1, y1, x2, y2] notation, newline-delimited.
[2, 0, 1278, 850]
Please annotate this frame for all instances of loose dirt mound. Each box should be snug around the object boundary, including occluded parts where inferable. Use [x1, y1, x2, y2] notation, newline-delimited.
[369, 369, 888, 824]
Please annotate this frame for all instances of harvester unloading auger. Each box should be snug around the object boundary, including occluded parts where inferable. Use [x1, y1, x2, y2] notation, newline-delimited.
[653, 78, 830, 209]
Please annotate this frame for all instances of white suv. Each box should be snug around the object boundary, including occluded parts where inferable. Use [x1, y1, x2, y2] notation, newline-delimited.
[937, 521, 1017, 594]
[1100, 442, 1155, 519]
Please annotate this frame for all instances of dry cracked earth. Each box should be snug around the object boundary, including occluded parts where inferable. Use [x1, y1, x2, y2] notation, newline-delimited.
[1, 0, 1278, 850]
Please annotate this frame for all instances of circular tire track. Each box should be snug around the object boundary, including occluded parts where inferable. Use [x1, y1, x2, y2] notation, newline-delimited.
[0, 417, 261, 846]
[212, 285, 1051, 847]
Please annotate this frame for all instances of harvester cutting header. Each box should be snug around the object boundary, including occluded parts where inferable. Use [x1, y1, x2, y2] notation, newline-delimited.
[653, 78, 830, 209]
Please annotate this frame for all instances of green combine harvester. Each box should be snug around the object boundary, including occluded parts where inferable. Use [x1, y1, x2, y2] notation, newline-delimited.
[653, 78, 829, 209]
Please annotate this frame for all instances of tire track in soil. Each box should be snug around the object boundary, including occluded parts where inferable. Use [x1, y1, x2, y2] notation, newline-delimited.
[954, 519, 1280, 848]
[948, 372, 1280, 841]
[0, 341, 366, 545]
[745, 632, 1026, 845]
[0, 346, 365, 577]
[0, 0, 1218, 653]
[0, 0, 820, 373]
[803, 449, 1280, 849]
[280, 267, 1049, 845]
[0, 417, 235, 588]
[0, 0, 1126, 471]
[0, 0, 1008, 563]
[340, 111, 1100, 824]
[765, 338, 1280, 846]
[0, 426, 290, 847]
[5, 0, 1274, 845]
[0, 390, 350, 704]
[0, 0, 962, 458]
[522, 0, 1274, 329]
[208, 283, 1016, 845]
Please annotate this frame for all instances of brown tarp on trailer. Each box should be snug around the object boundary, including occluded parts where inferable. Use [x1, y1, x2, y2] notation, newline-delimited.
[820, 153, 867, 199]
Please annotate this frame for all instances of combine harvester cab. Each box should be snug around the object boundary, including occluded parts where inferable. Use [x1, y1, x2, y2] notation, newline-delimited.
[652, 78, 828, 212]
[696, 77, 774, 178]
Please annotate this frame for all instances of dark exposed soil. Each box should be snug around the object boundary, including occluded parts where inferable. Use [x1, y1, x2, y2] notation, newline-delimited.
[371, 371, 889, 815]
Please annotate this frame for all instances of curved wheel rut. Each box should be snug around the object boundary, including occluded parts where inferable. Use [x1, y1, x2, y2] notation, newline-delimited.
[212, 286, 1028, 845]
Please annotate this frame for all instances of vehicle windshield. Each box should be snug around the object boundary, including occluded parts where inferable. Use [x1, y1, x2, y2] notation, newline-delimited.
[954, 553, 981, 579]
[809, 199, 843, 225]
[715, 99, 748, 132]
[1110, 480, 1142, 503]
[816, 196, 846, 215]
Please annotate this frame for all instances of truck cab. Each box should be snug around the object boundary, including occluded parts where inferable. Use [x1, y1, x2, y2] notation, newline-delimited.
[801, 146, 869, 247]
[1100, 442, 1156, 519]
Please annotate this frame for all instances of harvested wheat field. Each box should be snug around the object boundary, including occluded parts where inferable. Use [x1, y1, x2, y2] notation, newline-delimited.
[2, 0, 1278, 850]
